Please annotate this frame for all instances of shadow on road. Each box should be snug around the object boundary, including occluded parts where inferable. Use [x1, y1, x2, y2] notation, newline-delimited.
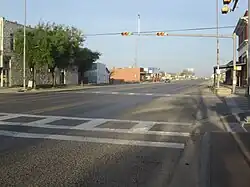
[0, 86, 239, 187]
[167, 88, 233, 187]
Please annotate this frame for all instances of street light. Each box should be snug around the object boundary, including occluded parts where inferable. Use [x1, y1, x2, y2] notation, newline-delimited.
[216, 0, 220, 89]
[134, 13, 140, 68]
[23, 0, 26, 90]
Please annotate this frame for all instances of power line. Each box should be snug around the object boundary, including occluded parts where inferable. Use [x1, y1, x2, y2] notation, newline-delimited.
[85, 25, 240, 36]
[0, 25, 246, 39]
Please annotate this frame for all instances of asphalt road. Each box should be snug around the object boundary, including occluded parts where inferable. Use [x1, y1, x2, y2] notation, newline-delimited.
[0, 80, 212, 186]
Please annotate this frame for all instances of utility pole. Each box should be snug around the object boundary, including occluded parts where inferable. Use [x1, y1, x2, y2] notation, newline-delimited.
[216, 0, 220, 89]
[134, 13, 140, 67]
[232, 32, 237, 93]
[23, 0, 27, 90]
[0, 17, 4, 87]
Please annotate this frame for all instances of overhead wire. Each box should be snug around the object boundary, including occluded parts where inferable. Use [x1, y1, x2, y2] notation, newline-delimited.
[84, 25, 241, 36]
[0, 25, 246, 39]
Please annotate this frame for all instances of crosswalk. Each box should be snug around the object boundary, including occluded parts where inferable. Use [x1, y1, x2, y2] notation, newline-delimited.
[67, 90, 217, 98]
[0, 112, 194, 149]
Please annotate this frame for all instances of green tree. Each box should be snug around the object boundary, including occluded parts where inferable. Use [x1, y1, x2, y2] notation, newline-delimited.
[74, 48, 101, 85]
[47, 24, 84, 86]
[14, 23, 51, 88]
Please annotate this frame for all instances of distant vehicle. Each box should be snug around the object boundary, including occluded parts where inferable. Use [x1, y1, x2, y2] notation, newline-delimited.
[165, 79, 171, 83]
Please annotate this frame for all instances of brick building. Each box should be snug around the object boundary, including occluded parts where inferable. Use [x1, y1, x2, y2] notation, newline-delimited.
[233, 10, 248, 87]
[0, 17, 78, 87]
[110, 67, 145, 83]
[222, 10, 248, 87]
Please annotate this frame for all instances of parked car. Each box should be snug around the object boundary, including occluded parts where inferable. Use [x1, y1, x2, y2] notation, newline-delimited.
[165, 79, 171, 83]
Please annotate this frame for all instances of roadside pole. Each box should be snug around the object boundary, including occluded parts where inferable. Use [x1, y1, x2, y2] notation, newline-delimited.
[216, 0, 220, 89]
[23, 0, 27, 90]
[232, 33, 237, 93]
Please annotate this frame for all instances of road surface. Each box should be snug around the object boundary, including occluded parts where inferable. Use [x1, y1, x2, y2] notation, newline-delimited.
[0, 80, 222, 186]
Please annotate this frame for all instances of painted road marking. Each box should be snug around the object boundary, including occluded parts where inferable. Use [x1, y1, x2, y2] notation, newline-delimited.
[71, 119, 107, 130]
[0, 130, 185, 149]
[129, 121, 156, 132]
[0, 112, 193, 126]
[73, 91, 217, 98]
[0, 121, 190, 137]
[0, 112, 191, 148]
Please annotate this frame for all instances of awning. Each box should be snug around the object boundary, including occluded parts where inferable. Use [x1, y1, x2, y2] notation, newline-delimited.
[213, 62, 245, 70]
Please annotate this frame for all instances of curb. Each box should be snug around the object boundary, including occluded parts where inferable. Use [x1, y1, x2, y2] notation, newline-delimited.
[218, 97, 250, 168]
[231, 132, 250, 167]
[200, 132, 211, 187]
[3, 83, 147, 94]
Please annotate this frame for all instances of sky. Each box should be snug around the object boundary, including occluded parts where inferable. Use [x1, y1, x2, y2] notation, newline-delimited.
[1, 0, 248, 76]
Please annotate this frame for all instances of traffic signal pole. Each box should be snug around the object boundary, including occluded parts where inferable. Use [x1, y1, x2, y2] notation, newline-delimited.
[216, 0, 220, 89]
[134, 13, 140, 67]
[140, 32, 236, 93]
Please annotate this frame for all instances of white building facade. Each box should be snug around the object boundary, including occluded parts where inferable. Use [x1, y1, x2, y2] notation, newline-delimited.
[84, 62, 109, 84]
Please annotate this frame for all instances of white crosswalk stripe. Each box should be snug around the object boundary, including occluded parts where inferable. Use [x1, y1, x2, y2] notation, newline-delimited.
[0, 112, 194, 149]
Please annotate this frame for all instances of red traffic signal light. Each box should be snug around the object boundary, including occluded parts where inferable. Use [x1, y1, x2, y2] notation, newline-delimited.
[156, 32, 165, 36]
[223, 0, 232, 5]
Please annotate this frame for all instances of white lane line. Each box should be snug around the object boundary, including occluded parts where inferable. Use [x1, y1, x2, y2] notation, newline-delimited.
[72, 119, 107, 130]
[25, 117, 60, 125]
[73, 91, 217, 98]
[0, 121, 73, 129]
[80, 127, 190, 137]
[0, 121, 190, 137]
[129, 121, 155, 132]
[0, 114, 21, 121]
[0, 112, 193, 126]
[0, 130, 185, 148]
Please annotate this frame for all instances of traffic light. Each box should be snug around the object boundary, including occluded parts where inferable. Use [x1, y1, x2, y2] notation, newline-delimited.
[223, 0, 232, 5]
[156, 32, 166, 36]
[121, 32, 132, 36]
[221, 5, 230, 14]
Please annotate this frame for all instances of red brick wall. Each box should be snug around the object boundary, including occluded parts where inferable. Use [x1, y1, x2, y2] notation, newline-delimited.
[244, 10, 248, 40]
[110, 68, 141, 82]
[245, 25, 248, 40]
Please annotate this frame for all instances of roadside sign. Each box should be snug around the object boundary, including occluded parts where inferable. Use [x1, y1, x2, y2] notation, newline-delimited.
[236, 66, 242, 71]
[216, 69, 220, 74]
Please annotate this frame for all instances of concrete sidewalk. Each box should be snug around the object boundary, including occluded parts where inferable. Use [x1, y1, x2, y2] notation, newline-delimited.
[204, 132, 250, 187]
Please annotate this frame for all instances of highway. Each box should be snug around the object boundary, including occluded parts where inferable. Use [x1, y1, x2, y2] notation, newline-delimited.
[0, 80, 222, 186]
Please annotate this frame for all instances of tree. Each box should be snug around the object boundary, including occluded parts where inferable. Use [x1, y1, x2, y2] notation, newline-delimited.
[14, 23, 51, 88]
[46, 24, 84, 86]
[74, 48, 101, 85]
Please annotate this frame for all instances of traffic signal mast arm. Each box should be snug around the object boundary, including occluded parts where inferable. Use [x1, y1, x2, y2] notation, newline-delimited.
[147, 32, 232, 38]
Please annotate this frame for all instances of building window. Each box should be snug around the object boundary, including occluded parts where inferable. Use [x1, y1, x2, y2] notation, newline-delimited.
[10, 33, 14, 51]
[243, 56, 247, 64]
